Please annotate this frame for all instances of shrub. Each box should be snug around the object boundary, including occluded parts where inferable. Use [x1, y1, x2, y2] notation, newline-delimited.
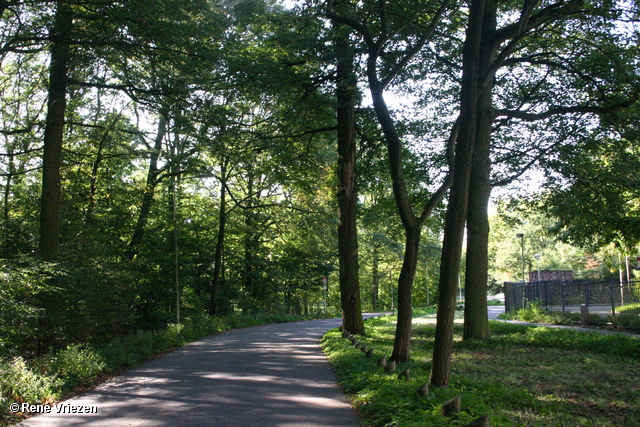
[0, 357, 60, 404]
[0, 258, 62, 358]
[501, 302, 566, 324]
[50, 344, 106, 389]
[612, 314, 640, 328]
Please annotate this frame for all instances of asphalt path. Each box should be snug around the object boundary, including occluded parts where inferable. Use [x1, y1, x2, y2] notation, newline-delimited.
[487, 305, 505, 320]
[17, 318, 363, 427]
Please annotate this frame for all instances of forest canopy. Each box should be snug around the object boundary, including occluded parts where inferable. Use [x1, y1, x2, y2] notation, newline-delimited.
[0, 0, 638, 370]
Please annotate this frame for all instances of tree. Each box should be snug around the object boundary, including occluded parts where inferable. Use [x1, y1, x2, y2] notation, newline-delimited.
[429, 0, 639, 385]
[326, 0, 454, 363]
[334, 20, 365, 334]
[541, 125, 640, 251]
[461, 0, 639, 342]
[127, 111, 168, 254]
[40, 0, 72, 260]
[430, 0, 485, 386]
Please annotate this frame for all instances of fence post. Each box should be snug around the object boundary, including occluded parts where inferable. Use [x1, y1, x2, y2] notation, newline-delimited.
[610, 279, 617, 324]
[584, 282, 590, 307]
[581, 304, 589, 327]
[543, 282, 549, 311]
[561, 281, 566, 316]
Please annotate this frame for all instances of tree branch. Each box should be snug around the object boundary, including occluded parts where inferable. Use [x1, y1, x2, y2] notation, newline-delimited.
[494, 96, 637, 121]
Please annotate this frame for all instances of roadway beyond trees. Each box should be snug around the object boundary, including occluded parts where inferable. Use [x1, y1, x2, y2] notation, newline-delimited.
[17, 319, 363, 427]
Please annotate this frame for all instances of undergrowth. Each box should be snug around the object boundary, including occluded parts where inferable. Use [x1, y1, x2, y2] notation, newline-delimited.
[322, 312, 640, 426]
[497, 302, 566, 324]
[0, 312, 325, 425]
[500, 302, 640, 329]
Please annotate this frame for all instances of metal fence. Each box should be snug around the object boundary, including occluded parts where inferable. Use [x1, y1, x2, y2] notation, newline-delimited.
[505, 280, 640, 328]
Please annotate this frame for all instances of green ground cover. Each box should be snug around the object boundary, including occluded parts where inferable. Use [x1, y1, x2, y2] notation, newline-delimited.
[501, 302, 640, 329]
[1, 312, 328, 426]
[321, 313, 640, 426]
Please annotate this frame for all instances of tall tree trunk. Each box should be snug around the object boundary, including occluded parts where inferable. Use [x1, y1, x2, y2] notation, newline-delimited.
[326, 0, 453, 363]
[85, 126, 107, 224]
[127, 112, 167, 256]
[242, 169, 257, 312]
[40, 0, 72, 261]
[431, 0, 485, 387]
[209, 157, 228, 316]
[368, 79, 421, 362]
[335, 23, 364, 335]
[463, 125, 492, 341]
[391, 227, 421, 362]
[372, 243, 380, 310]
[463, 134, 491, 340]
[463, 1, 498, 342]
[368, 67, 450, 363]
[3, 152, 14, 249]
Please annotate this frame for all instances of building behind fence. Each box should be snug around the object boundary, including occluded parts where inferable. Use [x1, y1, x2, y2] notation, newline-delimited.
[504, 278, 640, 328]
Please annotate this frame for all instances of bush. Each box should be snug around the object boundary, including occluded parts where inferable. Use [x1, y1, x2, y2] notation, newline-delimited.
[0, 258, 62, 358]
[500, 302, 566, 324]
[0, 357, 60, 404]
[50, 344, 106, 389]
[612, 314, 640, 328]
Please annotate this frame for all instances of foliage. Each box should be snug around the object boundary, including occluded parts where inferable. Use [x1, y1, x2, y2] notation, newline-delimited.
[48, 344, 106, 389]
[488, 199, 622, 284]
[0, 312, 327, 425]
[618, 303, 640, 315]
[498, 303, 566, 325]
[0, 357, 61, 406]
[322, 315, 640, 426]
[0, 0, 639, 420]
[0, 258, 63, 358]
[540, 130, 640, 251]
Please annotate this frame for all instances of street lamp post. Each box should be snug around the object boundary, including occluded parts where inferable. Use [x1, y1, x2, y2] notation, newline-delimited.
[534, 253, 541, 305]
[425, 261, 430, 307]
[516, 233, 525, 308]
[322, 276, 328, 314]
[516, 233, 525, 283]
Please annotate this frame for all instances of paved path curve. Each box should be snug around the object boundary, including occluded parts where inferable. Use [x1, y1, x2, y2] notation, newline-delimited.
[18, 319, 362, 427]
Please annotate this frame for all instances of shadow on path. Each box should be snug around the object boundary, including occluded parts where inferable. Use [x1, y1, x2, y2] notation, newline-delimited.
[18, 319, 363, 427]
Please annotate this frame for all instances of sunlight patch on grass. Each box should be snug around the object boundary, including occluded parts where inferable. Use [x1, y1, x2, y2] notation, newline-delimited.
[324, 312, 640, 427]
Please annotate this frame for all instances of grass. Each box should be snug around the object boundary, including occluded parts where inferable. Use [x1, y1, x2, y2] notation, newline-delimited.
[500, 302, 640, 330]
[618, 302, 640, 314]
[1, 312, 331, 426]
[321, 312, 640, 426]
[497, 303, 566, 324]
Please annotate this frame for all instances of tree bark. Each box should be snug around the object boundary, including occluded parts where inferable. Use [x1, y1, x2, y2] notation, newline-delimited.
[40, 0, 72, 261]
[463, 0, 498, 342]
[335, 23, 364, 335]
[127, 112, 167, 256]
[431, 0, 485, 387]
[372, 243, 380, 310]
[463, 124, 492, 341]
[209, 157, 228, 316]
[326, 0, 454, 362]
[391, 227, 421, 362]
[369, 83, 419, 362]
[242, 169, 260, 312]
